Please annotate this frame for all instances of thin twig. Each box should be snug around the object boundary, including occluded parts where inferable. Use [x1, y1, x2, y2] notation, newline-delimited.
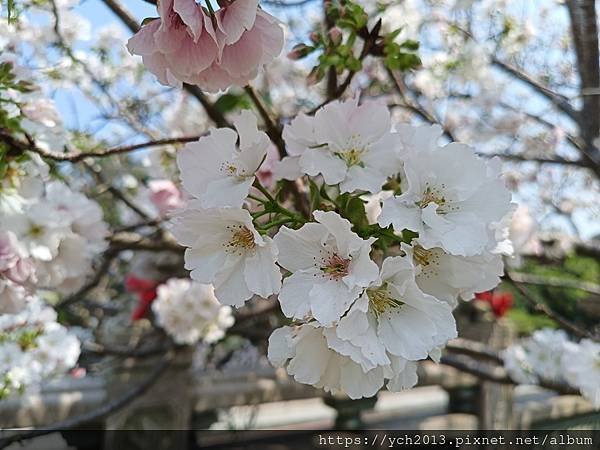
[99, 0, 230, 129]
[440, 353, 578, 395]
[56, 249, 118, 310]
[445, 338, 503, 364]
[386, 68, 456, 141]
[29, 135, 201, 162]
[492, 58, 578, 122]
[505, 273, 597, 340]
[244, 85, 286, 158]
[0, 349, 174, 448]
[83, 341, 171, 358]
[508, 271, 600, 296]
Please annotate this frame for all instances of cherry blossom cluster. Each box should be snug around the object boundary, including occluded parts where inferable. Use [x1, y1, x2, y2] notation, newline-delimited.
[503, 328, 600, 409]
[127, 0, 284, 92]
[0, 294, 81, 399]
[0, 155, 108, 297]
[152, 278, 234, 345]
[171, 99, 513, 398]
[0, 155, 106, 397]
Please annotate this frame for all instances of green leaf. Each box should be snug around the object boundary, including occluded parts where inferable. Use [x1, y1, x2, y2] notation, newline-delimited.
[308, 179, 321, 213]
[141, 16, 159, 26]
[400, 39, 420, 51]
[214, 92, 250, 114]
[344, 196, 368, 230]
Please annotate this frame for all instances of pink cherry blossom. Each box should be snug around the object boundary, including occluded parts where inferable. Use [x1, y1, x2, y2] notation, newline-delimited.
[256, 143, 280, 187]
[127, 0, 218, 88]
[0, 231, 35, 284]
[127, 0, 284, 92]
[148, 179, 185, 216]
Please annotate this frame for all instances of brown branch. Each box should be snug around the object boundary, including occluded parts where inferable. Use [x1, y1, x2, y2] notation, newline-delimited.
[29, 135, 202, 162]
[565, 0, 600, 176]
[308, 24, 378, 115]
[323, 0, 338, 98]
[440, 353, 579, 395]
[492, 58, 579, 122]
[497, 101, 584, 151]
[99, 0, 230, 129]
[508, 271, 600, 296]
[243, 88, 311, 217]
[505, 273, 597, 340]
[0, 349, 174, 448]
[56, 231, 182, 311]
[445, 338, 503, 364]
[56, 249, 118, 310]
[108, 232, 184, 253]
[440, 354, 513, 384]
[477, 151, 589, 168]
[387, 69, 456, 141]
[86, 162, 152, 220]
[83, 341, 171, 358]
[244, 85, 286, 158]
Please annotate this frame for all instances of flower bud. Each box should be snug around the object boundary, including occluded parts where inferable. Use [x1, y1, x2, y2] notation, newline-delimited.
[328, 27, 342, 46]
[287, 43, 312, 60]
[306, 66, 325, 85]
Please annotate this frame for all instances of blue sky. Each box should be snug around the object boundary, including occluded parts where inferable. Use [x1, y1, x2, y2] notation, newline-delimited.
[36, 0, 600, 239]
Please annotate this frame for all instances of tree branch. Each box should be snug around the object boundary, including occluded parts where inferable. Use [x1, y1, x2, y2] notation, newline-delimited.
[492, 58, 579, 122]
[0, 348, 174, 448]
[99, 0, 230, 128]
[477, 151, 590, 168]
[505, 273, 598, 340]
[565, 0, 600, 175]
[387, 69, 456, 141]
[29, 135, 202, 162]
[508, 271, 600, 296]
[244, 85, 286, 158]
[440, 353, 579, 395]
[445, 338, 503, 364]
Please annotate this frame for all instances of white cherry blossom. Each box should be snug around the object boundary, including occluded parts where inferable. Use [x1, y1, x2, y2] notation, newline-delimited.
[562, 339, 600, 409]
[1, 203, 67, 262]
[44, 181, 109, 253]
[379, 127, 512, 256]
[177, 110, 270, 208]
[171, 206, 281, 307]
[503, 328, 569, 385]
[0, 296, 80, 398]
[275, 112, 317, 181]
[267, 324, 418, 399]
[152, 278, 234, 345]
[273, 210, 378, 326]
[403, 242, 504, 307]
[335, 255, 457, 363]
[280, 98, 401, 193]
[0, 279, 30, 314]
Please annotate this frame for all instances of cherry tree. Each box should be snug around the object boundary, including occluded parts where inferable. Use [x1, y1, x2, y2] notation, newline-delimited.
[0, 0, 599, 441]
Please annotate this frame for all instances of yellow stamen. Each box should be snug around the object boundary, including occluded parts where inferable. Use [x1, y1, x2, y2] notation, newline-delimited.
[367, 284, 404, 316]
[320, 254, 350, 280]
[417, 185, 446, 209]
[337, 148, 365, 168]
[413, 245, 433, 266]
[224, 225, 256, 254]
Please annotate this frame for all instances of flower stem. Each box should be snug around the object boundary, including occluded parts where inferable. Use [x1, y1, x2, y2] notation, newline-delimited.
[257, 217, 297, 231]
[252, 179, 306, 226]
[252, 178, 276, 203]
[204, 0, 216, 15]
[248, 194, 268, 204]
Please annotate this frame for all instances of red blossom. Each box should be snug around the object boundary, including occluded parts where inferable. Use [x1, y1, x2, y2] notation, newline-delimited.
[125, 275, 159, 321]
[475, 290, 513, 318]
